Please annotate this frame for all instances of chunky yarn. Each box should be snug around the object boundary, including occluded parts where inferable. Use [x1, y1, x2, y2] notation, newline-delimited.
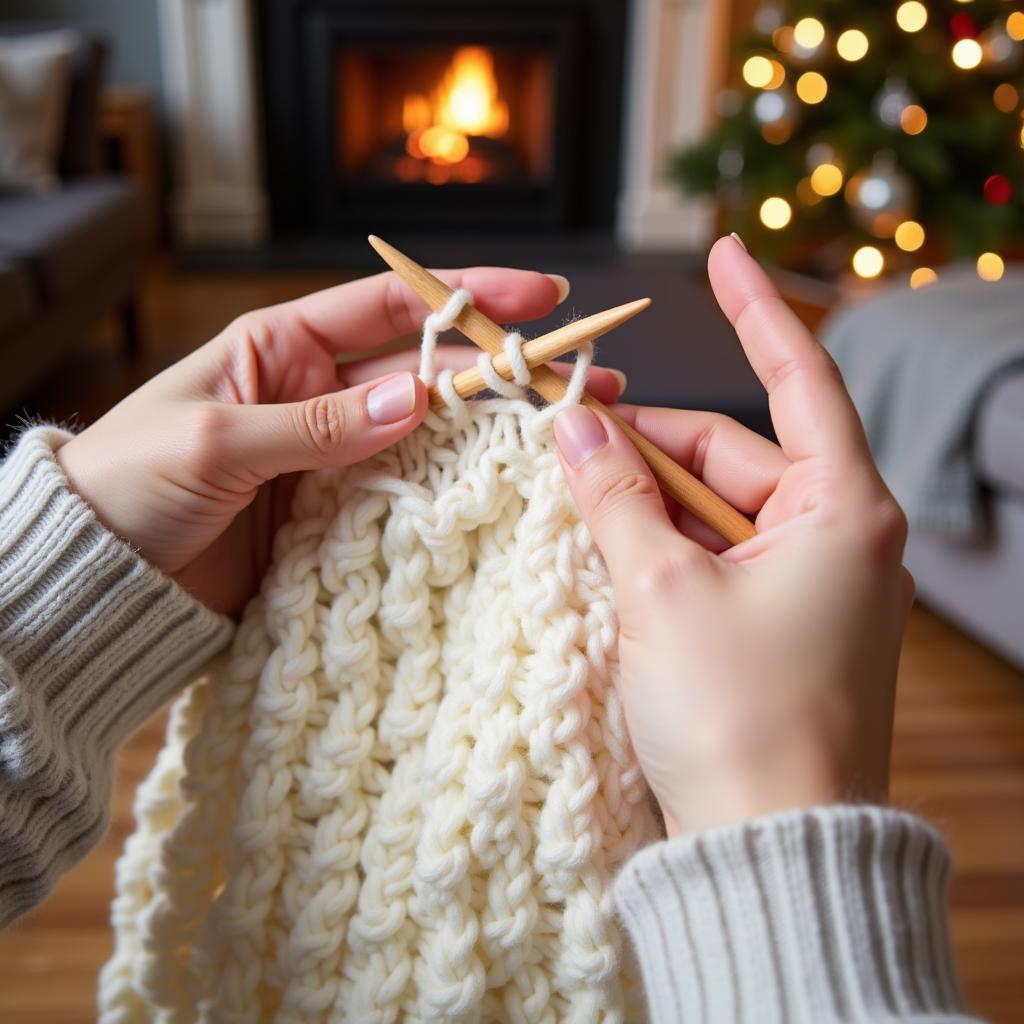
[99, 291, 659, 1024]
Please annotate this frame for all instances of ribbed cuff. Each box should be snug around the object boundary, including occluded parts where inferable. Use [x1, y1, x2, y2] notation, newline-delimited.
[614, 806, 969, 1024]
[0, 426, 234, 927]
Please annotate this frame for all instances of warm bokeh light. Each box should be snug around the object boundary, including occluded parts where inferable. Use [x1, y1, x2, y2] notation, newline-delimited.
[852, 245, 885, 279]
[742, 55, 774, 88]
[894, 220, 925, 251]
[810, 163, 844, 196]
[952, 38, 983, 69]
[1008, 12, 1024, 42]
[772, 26, 795, 52]
[977, 252, 1005, 282]
[794, 17, 826, 49]
[796, 176, 823, 206]
[994, 83, 1019, 112]
[766, 60, 786, 89]
[837, 29, 869, 61]
[796, 71, 828, 104]
[900, 104, 928, 134]
[760, 196, 793, 229]
[896, 1, 928, 33]
[910, 267, 938, 289]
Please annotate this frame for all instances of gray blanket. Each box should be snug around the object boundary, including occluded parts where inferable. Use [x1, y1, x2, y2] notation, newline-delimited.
[823, 266, 1024, 540]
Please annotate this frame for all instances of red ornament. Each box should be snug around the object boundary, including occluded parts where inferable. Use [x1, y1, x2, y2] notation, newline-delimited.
[950, 12, 978, 39]
[984, 174, 1013, 205]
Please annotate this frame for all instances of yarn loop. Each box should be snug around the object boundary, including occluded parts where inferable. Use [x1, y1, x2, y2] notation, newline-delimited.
[419, 288, 594, 428]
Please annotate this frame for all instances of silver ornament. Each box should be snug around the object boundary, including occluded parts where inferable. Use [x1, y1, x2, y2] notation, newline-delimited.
[875, 77, 914, 128]
[981, 24, 1021, 70]
[845, 154, 916, 236]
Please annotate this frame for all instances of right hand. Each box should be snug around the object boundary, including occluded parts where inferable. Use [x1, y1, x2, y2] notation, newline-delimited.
[553, 236, 914, 837]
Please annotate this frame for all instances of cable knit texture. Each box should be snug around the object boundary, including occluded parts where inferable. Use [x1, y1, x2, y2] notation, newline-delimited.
[614, 805, 977, 1024]
[99, 295, 659, 1022]
[0, 426, 234, 930]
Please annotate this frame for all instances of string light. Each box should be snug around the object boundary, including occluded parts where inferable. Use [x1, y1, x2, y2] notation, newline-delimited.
[910, 267, 938, 289]
[952, 38, 983, 69]
[796, 177, 823, 205]
[760, 196, 793, 229]
[793, 17, 826, 49]
[743, 55, 775, 88]
[852, 245, 885, 278]
[896, 1, 928, 33]
[900, 105, 928, 134]
[894, 220, 925, 251]
[810, 163, 844, 195]
[837, 30, 869, 61]
[993, 83, 1019, 112]
[1007, 12, 1024, 42]
[977, 252, 1005, 282]
[796, 71, 828, 104]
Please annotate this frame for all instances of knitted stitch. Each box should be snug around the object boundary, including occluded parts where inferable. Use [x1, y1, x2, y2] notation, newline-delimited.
[99, 294, 657, 1023]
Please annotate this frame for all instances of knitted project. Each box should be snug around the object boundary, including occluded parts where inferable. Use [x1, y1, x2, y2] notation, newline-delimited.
[99, 291, 659, 1024]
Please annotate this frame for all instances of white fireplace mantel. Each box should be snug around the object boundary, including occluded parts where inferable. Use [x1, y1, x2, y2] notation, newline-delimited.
[158, 0, 267, 246]
[617, 0, 728, 249]
[158, 0, 724, 251]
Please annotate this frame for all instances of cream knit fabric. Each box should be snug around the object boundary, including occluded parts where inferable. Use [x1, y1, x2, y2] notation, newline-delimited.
[99, 291, 659, 1024]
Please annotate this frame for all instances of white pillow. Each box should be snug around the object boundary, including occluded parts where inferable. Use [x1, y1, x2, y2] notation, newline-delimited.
[0, 30, 79, 190]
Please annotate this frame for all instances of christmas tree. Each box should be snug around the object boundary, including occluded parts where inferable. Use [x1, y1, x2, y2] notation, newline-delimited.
[673, 1, 1024, 285]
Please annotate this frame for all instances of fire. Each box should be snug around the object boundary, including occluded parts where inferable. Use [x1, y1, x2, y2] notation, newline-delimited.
[403, 47, 509, 170]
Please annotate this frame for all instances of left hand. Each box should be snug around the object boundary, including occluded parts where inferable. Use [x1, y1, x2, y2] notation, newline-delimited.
[56, 268, 625, 616]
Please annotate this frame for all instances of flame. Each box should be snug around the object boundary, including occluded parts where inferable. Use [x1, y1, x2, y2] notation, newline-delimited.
[403, 47, 508, 169]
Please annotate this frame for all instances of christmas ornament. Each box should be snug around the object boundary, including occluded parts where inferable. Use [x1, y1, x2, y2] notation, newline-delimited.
[983, 173, 1013, 204]
[875, 77, 915, 128]
[846, 154, 916, 236]
[754, 84, 799, 142]
[980, 24, 1021, 71]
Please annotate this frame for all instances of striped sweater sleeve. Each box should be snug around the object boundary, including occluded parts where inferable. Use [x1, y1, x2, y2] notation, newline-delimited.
[0, 427, 234, 929]
[614, 805, 983, 1023]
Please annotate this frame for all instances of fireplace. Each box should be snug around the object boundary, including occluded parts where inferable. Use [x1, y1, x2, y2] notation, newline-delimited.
[259, 1, 628, 237]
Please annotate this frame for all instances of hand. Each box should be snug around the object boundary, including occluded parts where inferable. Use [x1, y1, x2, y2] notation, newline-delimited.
[553, 236, 913, 836]
[56, 268, 625, 617]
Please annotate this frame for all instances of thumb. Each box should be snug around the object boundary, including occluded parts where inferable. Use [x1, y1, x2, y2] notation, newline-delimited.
[223, 371, 428, 479]
[553, 405, 703, 586]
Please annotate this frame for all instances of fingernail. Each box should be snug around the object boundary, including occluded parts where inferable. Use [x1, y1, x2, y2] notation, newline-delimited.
[729, 231, 748, 252]
[547, 274, 571, 304]
[554, 405, 608, 468]
[608, 368, 628, 397]
[367, 372, 416, 424]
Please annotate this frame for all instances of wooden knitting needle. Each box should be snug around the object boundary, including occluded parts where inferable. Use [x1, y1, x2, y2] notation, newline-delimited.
[368, 235, 756, 546]
[426, 298, 651, 410]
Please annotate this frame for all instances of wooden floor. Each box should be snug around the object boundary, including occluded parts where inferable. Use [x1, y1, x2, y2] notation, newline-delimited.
[1, 262, 1022, 1021]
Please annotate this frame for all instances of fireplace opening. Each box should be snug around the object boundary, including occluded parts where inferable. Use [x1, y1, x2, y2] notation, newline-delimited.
[338, 45, 554, 189]
[260, 1, 628, 239]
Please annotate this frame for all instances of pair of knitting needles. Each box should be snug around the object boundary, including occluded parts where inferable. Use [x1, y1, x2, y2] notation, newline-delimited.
[368, 235, 756, 546]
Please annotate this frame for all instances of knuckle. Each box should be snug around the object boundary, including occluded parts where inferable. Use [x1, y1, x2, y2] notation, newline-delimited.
[297, 395, 348, 456]
[630, 556, 691, 600]
[181, 404, 231, 477]
[866, 498, 909, 559]
[588, 469, 660, 520]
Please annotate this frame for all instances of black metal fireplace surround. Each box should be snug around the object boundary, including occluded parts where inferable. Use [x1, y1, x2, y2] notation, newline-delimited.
[258, 0, 629, 242]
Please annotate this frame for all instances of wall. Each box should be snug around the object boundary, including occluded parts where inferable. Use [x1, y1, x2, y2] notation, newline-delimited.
[0, 0, 164, 101]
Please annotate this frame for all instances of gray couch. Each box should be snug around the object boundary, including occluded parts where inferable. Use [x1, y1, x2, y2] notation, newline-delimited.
[905, 370, 1024, 668]
[824, 273, 1024, 671]
[0, 25, 145, 412]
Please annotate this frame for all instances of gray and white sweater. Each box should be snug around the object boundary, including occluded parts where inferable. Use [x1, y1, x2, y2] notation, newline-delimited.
[0, 427, 978, 1022]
